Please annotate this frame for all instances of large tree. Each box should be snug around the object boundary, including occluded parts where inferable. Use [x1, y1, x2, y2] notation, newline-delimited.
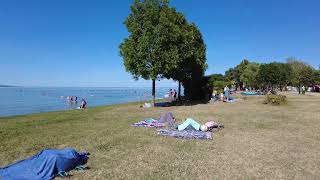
[277, 63, 294, 90]
[208, 73, 225, 86]
[300, 66, 317, 87]
[257, 63, 275, 89]
[287, 58, 316, 93]
[315, 70, 320, 85]
[120, 0, 187, 105]
[240, 62, 260, 89]
[169, 23, 207, 100]
[158, 9, 207, 100]
[257, 62, 293, 90]
[225, 59, 249, 90]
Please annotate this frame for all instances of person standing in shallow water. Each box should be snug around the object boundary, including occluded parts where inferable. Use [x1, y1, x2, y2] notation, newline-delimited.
[173, 89, 177, 101]
[168, 89, 173, 101]
[80, 99, 87, 109]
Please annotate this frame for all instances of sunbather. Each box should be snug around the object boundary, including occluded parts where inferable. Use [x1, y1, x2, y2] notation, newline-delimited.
[177, 118, 220, 132]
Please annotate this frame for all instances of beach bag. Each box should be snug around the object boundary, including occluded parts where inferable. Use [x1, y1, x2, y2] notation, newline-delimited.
[0, 148, 89, 180]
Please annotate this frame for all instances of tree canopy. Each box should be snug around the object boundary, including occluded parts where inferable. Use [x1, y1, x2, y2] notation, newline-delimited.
[225, 59, 249, 89]
[120, 0, 207, 103]
[208, 74, 225, 85]
[120, 0, 172, 81]
[240, 62, 260, 89]
[256, 62, 293, 90]
[287, 58, 318, 93]
[215, 58, 320, 92]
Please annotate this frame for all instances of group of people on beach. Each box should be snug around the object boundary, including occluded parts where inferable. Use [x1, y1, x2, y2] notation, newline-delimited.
[212, 86, 233, 102]
[66, 96, 87, 109]
[167, 89, 177, 101]
[66, 96, 78, 102]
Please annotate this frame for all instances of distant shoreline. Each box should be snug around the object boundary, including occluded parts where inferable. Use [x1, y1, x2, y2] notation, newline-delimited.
[0, 85, 18, 87]
[0, 86, 174, 88]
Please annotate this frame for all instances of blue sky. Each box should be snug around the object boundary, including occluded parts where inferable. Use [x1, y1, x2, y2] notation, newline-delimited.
[0, 0, 319, 87]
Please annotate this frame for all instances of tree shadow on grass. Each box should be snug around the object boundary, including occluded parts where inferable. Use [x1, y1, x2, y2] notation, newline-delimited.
[155, 99, 210, 107]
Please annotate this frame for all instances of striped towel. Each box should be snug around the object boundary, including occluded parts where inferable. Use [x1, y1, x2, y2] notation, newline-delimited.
[131, 119, 166, 128]
[157, 129, 212, 140]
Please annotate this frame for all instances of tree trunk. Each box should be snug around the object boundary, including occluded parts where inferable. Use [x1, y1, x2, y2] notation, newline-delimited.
[152, 79, 156, 106]
[178, 81, 181, 101]
[298, 82, 301, 94]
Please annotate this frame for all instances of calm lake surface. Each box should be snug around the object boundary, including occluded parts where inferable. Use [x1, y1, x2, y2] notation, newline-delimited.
[0, 87, 175, 117]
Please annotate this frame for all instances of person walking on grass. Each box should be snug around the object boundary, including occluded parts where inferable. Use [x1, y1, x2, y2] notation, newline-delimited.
[224, 86, 230, 101]
[302, 86, 306, 95]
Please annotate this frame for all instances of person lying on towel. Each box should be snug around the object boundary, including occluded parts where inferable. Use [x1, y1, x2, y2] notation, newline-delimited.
[177, 118, 221, 132]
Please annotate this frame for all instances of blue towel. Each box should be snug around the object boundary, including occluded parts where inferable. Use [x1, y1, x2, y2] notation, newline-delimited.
[0, 148, 89, 180]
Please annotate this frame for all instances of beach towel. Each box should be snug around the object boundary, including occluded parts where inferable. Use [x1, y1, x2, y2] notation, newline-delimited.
[157, 129, 212, 140]
[131, 118, 167, 128]
[227, 99, 235, 103]
[132, 112, 175, 128]
[0, 148, 89, 180]
[224, 99, 236, 103]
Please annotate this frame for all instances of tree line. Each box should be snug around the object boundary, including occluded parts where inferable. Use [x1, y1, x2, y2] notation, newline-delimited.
[208, 58, 320, 94]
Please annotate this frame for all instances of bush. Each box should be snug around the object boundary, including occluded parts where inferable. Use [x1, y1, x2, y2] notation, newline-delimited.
[263, 94, 287, 105]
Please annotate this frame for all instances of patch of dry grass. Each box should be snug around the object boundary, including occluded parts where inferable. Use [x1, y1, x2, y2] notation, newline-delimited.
[0, 93, 320, 179]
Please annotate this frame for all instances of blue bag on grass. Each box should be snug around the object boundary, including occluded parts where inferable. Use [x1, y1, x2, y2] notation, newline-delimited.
[0, 148, 89, 180]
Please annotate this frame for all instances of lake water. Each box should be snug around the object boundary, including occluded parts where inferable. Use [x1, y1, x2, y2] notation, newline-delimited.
[0, 87, 177, 117]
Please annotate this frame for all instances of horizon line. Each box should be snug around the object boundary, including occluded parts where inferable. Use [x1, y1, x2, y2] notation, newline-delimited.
[0, 86, 177, 88]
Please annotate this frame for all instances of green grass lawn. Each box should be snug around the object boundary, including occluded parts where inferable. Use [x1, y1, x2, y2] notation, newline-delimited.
[1, 93, 320, 179]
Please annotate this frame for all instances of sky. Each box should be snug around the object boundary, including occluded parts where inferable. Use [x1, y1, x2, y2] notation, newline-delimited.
[0, 0, 319, 87]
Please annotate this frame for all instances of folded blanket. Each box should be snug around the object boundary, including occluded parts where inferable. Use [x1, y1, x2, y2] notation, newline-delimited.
[157, 129, 212, 140]
[131, 119, 167, 128]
